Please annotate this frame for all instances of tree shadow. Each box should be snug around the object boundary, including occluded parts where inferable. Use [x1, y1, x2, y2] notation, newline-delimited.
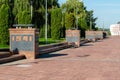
[36, 53, 68, 59]
[96, 40, 103, 42]
[80, 44, 94, 47]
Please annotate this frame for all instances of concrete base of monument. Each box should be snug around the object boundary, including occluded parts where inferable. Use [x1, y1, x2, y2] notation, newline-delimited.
[19, 51, 37, 59]
[95, 31, 103, 40]
[75, 42, 80, 47]
[66, 30, 80, 47]
[85, 31, 96, 42]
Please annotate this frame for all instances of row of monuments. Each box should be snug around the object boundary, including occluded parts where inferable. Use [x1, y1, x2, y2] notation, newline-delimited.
[9, 24, 104, 60]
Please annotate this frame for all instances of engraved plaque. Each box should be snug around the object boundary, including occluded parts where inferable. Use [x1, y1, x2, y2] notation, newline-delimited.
[86, 35, 95, 39]
[11, 35, 34, 51]
[85, 31, 95, 39]
[66, 30, 80, 43]
[66, 37, 79, 42]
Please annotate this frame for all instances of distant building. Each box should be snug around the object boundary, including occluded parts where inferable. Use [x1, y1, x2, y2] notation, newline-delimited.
[110, 24, 120, 36]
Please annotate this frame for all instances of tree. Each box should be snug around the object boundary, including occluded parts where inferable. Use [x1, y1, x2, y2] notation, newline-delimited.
[17, 10, 31, 24]
[13, 0, 30, 15]
[61, 0, 97, 38]
[117, 21, 120, 24]
[62, 0, 83, 14]
[65, 13, 75, 29]
[78, 9, 88, 30]
[86, 10, 97, 30]
[51, 8, 62, 39]
[0, 4, 10, 45]
[13, 0, 31, 24]
[33, 0, 60, 37]
[62, 0, 86, 29]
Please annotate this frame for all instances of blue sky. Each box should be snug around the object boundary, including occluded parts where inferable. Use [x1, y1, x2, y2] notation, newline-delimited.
[58, 0, 120, 29]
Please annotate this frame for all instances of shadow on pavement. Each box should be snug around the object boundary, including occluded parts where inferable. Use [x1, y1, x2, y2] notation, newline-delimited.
[37, 53, 68, 59]
[80, 44, 94, 47]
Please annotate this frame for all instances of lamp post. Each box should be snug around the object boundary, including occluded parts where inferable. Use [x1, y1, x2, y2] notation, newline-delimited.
[103, 21, 104, 31]
[45, 0, 48, 44]
[62, 9, 66, 28]
[30, 0, 33, 21]
[90, 18, 92, 30]
[76, 5, 78, 29]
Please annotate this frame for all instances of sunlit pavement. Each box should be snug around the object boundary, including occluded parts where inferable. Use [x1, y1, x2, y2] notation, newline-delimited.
[0, 36, 120, 80]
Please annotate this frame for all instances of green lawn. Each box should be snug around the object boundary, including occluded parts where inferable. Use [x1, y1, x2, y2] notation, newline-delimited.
[0, 45, 9, 48]
[0, 38, 65, 48]
[39, 38, 65, 45]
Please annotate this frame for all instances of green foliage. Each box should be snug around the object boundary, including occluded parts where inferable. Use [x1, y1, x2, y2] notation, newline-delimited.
[78, 10, 88, 30]
[13, 0, 31, 24]
[62, 0, 88, 30]
[62, 0, 97, 31]
[0, 4, 10, 45]
[0, 0, 9, 3]
[0, 44, 9, 48]
[79, 18, 88, 30]
[65, 13, 75, 29]
[33, 0, 60, 38]
[86, 10, 98, 30]
[13, 0, 30, 15]
[51, 8, 62, 39]
[62, 0, 83, 14]
[17, 11, 31, 24]
[117, 21, 120, 24]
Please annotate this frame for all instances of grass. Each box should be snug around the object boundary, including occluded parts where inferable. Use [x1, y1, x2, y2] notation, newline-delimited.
[39, 38, 65, 45]
[0, 45, 9, 48]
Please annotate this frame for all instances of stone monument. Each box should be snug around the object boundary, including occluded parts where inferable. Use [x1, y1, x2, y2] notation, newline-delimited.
[66, 30, 80, 47]
[9, 24, 39, 59]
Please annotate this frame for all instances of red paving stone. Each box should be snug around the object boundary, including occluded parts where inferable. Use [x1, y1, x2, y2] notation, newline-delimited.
[1, 36, 120, 80]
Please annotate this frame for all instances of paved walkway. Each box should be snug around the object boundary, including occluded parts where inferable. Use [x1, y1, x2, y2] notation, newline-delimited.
[1, 36, 120, 80]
